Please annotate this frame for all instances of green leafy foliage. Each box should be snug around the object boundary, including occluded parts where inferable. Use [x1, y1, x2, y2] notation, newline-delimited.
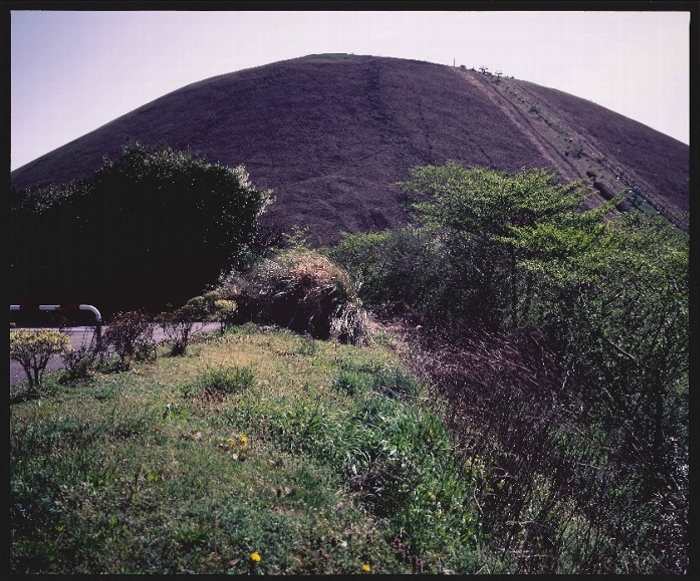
[9, 142, 272, 316]
[499, 208, 688, 470]
[330, 162, 688, 573]
[333, 163, 618, 326]
[398, 162, 617, 326]
[329, 227, 438, 313]
[10, 329, 72, 391]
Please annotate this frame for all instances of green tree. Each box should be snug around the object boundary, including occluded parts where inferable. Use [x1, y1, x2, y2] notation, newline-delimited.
[335, 162, 613, 327]
[329, 227, 439, 312]
[9, 142, 273, 316]
[329, 164, 688, 571]
[10, 329, 72, 392]
[402, 163, 625, 327]
[499, 211, 688, 472]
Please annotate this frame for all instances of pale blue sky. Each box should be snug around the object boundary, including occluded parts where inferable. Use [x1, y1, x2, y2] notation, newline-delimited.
[11, 10, 690, 171]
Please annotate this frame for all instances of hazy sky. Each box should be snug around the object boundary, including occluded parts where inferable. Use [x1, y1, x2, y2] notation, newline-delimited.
[11, 9, 690, 171]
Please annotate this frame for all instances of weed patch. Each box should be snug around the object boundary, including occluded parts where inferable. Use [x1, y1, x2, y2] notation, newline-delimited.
[10, 324, 482, 574]
[187, 365, 256, 401]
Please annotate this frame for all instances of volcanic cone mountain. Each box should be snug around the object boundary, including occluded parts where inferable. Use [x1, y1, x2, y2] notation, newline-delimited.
[11, 54, 689, 243]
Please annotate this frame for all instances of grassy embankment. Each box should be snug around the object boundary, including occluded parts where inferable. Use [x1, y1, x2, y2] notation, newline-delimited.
[10, 324, 488, 575]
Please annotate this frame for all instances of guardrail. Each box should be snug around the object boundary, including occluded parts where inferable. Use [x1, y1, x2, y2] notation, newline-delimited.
[10, 304, 103, 337]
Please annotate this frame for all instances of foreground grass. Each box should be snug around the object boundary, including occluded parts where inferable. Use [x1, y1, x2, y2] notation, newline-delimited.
[10, 325, 487, 574]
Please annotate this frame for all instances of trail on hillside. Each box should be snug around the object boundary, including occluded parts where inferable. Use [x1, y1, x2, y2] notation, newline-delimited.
[455, 68, 686, 226]
[457, 69, 579, 183]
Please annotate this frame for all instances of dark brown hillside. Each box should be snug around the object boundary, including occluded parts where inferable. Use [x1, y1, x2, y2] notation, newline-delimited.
[11, 54, 689, 244]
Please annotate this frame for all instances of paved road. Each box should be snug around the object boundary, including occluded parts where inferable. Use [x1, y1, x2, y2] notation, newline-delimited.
[10, 323, 220, 384]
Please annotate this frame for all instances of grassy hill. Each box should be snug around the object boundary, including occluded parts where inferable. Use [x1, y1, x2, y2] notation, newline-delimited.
[11, 315, 687, 574]
[10, 324, 486, 575]
[11, 54, 689, 244]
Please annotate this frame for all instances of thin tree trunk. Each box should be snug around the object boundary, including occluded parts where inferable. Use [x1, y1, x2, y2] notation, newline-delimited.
[653, 384, 664, 470]
[510, 246, 518, 329]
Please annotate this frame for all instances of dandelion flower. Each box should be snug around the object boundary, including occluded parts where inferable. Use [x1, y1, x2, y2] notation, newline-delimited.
[239, 434, 248, 444]
[251, 552, 261, 562]
[362, 563, 371, 572]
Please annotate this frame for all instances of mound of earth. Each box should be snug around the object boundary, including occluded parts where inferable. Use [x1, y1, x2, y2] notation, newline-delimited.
[11, 54, 689, 243]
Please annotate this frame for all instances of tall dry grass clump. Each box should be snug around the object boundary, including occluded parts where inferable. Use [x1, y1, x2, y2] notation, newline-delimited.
[218, 249, 368, 345]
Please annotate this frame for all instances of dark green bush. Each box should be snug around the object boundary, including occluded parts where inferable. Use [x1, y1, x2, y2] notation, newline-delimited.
[102, 310, 156, 370]
[9, 142, 272, 316]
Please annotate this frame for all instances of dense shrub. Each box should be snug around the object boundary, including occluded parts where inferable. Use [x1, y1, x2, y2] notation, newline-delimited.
[329, 227, 438, 314]
[10, 329, 72, 391]
[101, 310, 156, 370]
[9, 142, 272, 316]
[329, 162, 688, 573]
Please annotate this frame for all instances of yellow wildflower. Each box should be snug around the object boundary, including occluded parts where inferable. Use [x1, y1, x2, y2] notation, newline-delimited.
[362, 563, 371, 572]
[250, 552, 261, 562]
